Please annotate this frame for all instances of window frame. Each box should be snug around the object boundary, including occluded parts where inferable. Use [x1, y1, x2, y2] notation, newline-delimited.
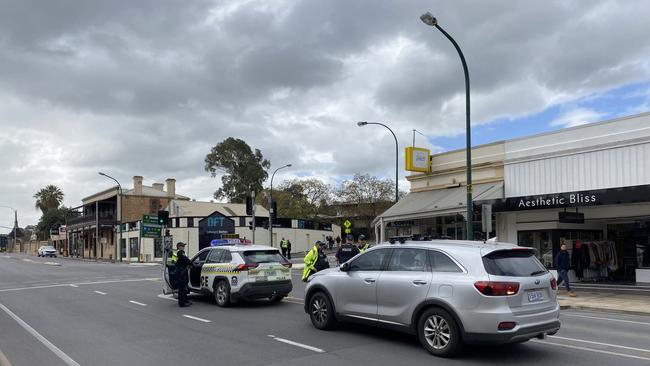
[386, 247, 431, 272]
[428, 249, 465, 273]
[348, 248, 391, 272]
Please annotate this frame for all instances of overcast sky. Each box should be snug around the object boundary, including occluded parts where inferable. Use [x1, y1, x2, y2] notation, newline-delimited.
[2, 0, 650, 230]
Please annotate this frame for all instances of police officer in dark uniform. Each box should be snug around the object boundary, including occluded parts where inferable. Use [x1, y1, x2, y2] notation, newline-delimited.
[335, 234, 360, 264]
[175, 242, 193, 307]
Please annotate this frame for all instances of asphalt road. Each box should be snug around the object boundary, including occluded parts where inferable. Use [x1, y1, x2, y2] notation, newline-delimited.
[1, 253, 649, 366]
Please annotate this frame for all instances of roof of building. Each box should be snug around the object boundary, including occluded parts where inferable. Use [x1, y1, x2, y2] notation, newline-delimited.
[168, 199, 269, 218]
[82, 185, 189, 204]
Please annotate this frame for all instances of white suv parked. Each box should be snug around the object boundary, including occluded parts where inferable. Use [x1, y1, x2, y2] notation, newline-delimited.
[304, 240, 560, 357]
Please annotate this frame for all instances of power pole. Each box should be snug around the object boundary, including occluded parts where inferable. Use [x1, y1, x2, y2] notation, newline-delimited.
[251, 190, 256, 244]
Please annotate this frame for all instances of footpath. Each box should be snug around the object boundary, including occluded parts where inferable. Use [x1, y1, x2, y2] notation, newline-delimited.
[558, 290, 650, 315]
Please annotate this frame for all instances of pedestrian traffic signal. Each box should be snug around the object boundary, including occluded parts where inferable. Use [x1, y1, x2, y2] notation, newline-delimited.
[157, 210, 170, 226]
[246, 195, 253, 215]
[271, 201, 277, 220]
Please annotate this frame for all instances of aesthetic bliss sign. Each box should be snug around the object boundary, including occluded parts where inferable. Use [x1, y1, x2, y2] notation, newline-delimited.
[501, 184, 650, 211]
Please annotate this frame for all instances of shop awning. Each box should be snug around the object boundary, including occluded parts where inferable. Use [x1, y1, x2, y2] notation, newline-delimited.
[375, 181, 504, 222]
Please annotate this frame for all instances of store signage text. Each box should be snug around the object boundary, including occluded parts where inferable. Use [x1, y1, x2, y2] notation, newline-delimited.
[516, 193, 597, 209]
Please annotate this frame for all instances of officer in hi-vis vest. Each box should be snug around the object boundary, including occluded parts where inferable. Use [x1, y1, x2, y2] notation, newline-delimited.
[280, 237, 289, 257]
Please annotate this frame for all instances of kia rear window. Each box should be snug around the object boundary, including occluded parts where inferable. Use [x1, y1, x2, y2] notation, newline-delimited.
[243, 250, 285, 263]
[482, 249, 547, 277]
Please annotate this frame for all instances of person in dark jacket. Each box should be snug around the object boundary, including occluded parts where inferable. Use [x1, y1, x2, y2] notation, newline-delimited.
[175, 242, 193, 307]
[314, 241, 330, 271]
[335, 234, 360, 264]
[554, 242, 576, 297]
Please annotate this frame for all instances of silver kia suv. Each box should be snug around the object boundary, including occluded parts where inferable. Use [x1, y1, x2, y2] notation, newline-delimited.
[303, 240, 560, 357]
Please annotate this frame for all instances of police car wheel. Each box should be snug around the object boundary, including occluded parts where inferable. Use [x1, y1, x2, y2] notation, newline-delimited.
[309, 292, 336, 330]
[214, 280, 231, 307]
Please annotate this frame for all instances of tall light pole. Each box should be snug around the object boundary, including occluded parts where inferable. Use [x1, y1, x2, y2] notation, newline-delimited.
[420, 12, 474, 240]
[268, 164, 292, 247]
[99, 172, 123, 262]
[357, 121, 399, 203]
[0, 206, 17, 253]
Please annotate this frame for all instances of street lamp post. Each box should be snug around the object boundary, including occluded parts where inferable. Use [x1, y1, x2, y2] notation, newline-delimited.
[268, 164, 292, 247]
[357, 122, 399, 203]
[0, 206, 17, 253]
[99, 172, 123, 262]
[420, 12, 474, 240]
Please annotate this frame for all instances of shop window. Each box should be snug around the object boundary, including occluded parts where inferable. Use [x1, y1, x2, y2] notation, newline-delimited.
[129, 237, 139, 258]
[154, 238, 163, 258]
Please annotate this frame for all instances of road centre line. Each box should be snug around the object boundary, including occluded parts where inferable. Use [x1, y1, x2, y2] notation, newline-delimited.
[562, 313, 650, 326]
[532, 339, 650, 362]
[0, 278, 158, 293]
[182, 315, 211, 323]
[548, 335, 650, 354]
[69, 284, 79, 288]
[129, 300, 147, 307]
[94, 291, 107, 295]
[267, 335, 325, 353]
[157, 294, 176, 302]
[0, 303, 81, 366]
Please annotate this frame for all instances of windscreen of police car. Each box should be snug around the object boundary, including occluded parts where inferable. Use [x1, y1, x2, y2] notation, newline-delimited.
[242, 250, 290, 281]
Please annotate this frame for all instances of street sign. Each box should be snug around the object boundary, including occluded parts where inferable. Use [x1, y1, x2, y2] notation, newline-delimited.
[344, 228, 351, 234]
[142, 225, 162, 238]
[343, 220, 352, 228]
[142, 215, 159, 225]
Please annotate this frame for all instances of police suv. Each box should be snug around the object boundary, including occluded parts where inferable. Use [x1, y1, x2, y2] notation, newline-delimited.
[164, 239, 293, 307]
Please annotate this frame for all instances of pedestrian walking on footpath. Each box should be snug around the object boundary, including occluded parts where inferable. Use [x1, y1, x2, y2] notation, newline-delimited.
[174, 242, 193, 307]
[302, 241, 328, 281]
[554, 242, 577, 297]
[335, 236, 341, 247]
[335, 234, 360, 265]
[286, 240, 292, 259]
[280, 237, 288, 257]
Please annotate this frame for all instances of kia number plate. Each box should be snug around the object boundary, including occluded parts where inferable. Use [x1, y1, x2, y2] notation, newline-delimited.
[527, 290, 544, 302]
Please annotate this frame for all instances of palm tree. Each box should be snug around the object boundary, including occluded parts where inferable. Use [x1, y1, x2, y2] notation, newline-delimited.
[34, 185, 64, 214]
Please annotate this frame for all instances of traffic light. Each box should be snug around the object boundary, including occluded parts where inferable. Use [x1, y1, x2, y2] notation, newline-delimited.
[246, 195, 253, 215]
[271, 201, 277, 220]
[157, 210, 170, 226]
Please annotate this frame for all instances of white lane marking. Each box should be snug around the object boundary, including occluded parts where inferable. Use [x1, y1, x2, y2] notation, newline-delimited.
[532, 339, 650, 362]
[157, 294, 177, 302]
[283, 299, 305, 305]
[1, 255, 11, 258]
[43, 262, 62, 266]
[69, 284, 79, 288]
[562, 313, 650, 326]
[267, 335, 325, 353]
[548, 335, 650, 354]
[0, 278, 158, 293]
[22, 259, 33, 262]
[129, 301, 147, 307]
[94, 291, 107, 295]
[0, 347, 12, 366]
[0, 303, 81, 366]
[182, 315, 211, 323]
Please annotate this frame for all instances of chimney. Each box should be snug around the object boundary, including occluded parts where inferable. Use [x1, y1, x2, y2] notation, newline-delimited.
[166, 178, 176, 197]
[152, 183, 164, 191]
[133, 176, 143, 195]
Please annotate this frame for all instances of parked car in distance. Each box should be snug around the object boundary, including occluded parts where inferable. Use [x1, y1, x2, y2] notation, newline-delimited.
[304, 240, 560, 357]
[37, 245, 57, 257]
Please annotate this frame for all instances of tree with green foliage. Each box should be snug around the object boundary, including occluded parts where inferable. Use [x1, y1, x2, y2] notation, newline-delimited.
[336, 173, 395, 237]
[204, 138, 271, 203]
[34, 185, 64, 214]
[36, 207, 72, 240]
